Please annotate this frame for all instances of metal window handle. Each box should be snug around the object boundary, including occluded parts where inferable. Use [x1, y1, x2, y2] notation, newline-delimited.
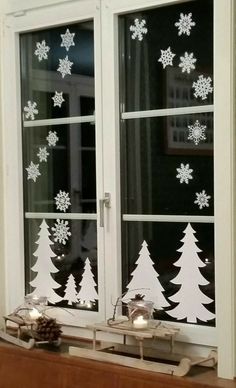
[99, 192, 111, 227]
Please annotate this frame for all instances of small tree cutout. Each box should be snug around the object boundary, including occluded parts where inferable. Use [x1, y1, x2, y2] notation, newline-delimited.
[123, 240, 169, 310]
[77, 258, 99, 307]
[167, 223, 215, 323]
[30, 219, 62, 304]
[63, 274, 78, 305]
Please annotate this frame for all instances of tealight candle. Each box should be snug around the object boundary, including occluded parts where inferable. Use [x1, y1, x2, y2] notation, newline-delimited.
[133, 315, 148, 329]
[29, 307, 41, 320]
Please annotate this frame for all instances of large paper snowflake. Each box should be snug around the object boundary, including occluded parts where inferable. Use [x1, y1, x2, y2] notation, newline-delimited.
[176, 163, 193, 184]
[188, 120, 207, 145]
[52, 219, 71, 245]
[158, 47, 175, 69]
[52, 91, 65, 107]
[26, 161, 41, 182]
[34, 40, 50, 61]
[194, 190, 211, 209]
[192, 75, 213, 100]
[60, 28, 75, 51]
[37, 147, 49, 162]
[175, 13, 196, 36]
[57, 56, 73, 78]
[179, 52, 196, 74]
[24, 101, 39, 120]
[55, 190, 71, 212]
[129, 19, 148, 41]
[46, 131, 59, 147]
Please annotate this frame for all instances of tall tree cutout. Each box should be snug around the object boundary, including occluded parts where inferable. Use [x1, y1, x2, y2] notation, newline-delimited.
[30, 219, 62, 304]
[123, 240, 169, 310]
[63, 274, 78, 305]
[167, 223, 215, 323]
[77, 258, 99, 306]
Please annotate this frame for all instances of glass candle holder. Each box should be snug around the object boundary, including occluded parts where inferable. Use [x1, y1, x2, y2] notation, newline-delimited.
[128, 299, 154, 328]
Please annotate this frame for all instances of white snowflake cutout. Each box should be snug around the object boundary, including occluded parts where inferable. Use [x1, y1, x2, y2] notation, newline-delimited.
[60, 28, 75, 51]
[188, 120, 207, 145]
[55, 190, 71, 212]
[129, 19, 148, 41]
[24, 101, 39, 120]
[175, 13, 196, 36]
[52, 219, 71, 245]
[158, 47, 175, 69]
[176, 163, 193, 184]
[26, 161, 41, 182]
[57, 56, 73, 78]
[52, 91, 65, 108]
[179, 52, 196, 74]
[46, 131, 59, 147]
[192, 75, 213, 100]
[194, 190, 211, 209]
[37, 147, 49, 162]
[34, 40, 50, 61]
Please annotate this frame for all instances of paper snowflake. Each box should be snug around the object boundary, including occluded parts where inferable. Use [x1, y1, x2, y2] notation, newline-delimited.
[24, 101, 39, 120]
[26, 161, 41, 182]
[37, 147, 49, 162]
[46, 131, 59, 147]
[175, 13, 196, 36]
[179, 52, 196, 74]
[194, 190, 211, 209]
[188, 120, 207, 145]
[129, 19, 148, 41]
[192, 75, 213, 100]
[60, 28, 75, 51]
[158, 47, 175, 69]
[34, 40, 50, 61]
[57, 56, 73, 78]
[176, 163, 193, 184]
[52, 219, 71, 245]
[52, 91, 65, 107]
[55, 190, 71, 212]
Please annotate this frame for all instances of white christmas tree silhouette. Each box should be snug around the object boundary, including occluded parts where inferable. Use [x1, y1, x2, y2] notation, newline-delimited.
[77, 258, 99, 306]
[63, 274, 78, 305]
[167, 223, 215, 323]
[30, 219, 62, 304]
[122, 240, 169, 310]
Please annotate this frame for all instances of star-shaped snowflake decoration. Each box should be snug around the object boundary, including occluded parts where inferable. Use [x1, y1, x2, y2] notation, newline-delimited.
[179, 52, 197, 74]
[194, 190, 211, 209]
[176, 163, 193, 184]
[60, 28, 75, 51]
[26, 161, 41, 182]
[34, 40, 50, 61]
[52, 219, 71, 245]
[37, 147, 49, 162]
[188, 120, 207, 145]
[129, 19, 148, 41]
[24, 101, 39, 120]
[192, 75, 213, 100]
[46, 131, 59, 147]
[175, 13, 196, 36]
[158, 47, 176, 69]
[55, 190, 71, 212]
[57, 55, 73, 78]
[52, 91, 65, 108]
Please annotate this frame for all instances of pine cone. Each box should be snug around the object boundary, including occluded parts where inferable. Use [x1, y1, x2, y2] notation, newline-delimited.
[35, 316, 62, 343]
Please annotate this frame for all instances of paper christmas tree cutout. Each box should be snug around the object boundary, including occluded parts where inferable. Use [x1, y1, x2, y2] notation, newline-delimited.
[122, 240, 169, 310]
[77, 258, 99, 306]
[30, 219, 62, 304]
[167, 223, 215, 323]
[63, 274, 78, 305]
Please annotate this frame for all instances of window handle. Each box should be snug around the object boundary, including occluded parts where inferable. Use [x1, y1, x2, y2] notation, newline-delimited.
[99, 192, 111, 227]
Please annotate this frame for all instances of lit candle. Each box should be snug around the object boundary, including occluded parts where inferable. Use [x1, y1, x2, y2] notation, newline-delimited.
[133, 315, 148, 329]
[29, 307, 41, 320]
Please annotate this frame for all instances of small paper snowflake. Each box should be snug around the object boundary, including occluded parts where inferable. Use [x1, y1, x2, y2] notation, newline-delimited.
[57, 55, 73, 78]
[179, 52, 196, 74]
[52, 219, 71, 245]
[176, 163, 193, 184]
[188, 120, 207, 145]
[175, 13, 196, 36]
[60, 28, 75, 51]
[192, 75, 213, 100]
[194, 190, 211, 209]
[26, 161, 41, 182]
[52, 91, 65, 107]
[24, 101, 39, 120]
[37, 147, 49, 162]
[34, 40, 50, 61]
[158, 47, 175, 69]
[129, 19, 148, 41]
[46, 131, 59, 147]
[55, 190, 71, 212]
